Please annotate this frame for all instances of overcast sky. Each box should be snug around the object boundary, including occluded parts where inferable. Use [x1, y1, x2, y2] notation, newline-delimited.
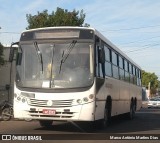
[0, 0, 160, 79]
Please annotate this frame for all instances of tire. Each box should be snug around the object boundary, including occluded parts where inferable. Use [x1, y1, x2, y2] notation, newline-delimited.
[39, 120, 53, 128]
[127, 102, 135, 120]
[1, 107, 12, 121]
[96, 106, 111, 129]
[103, 107, 110, 128]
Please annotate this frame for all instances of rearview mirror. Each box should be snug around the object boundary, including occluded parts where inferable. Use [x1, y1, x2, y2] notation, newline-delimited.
[9, 42, 19, 62]
[99, 48, 105, 64]
[9, 47, 15, 62]
[16, 52, 22, 65]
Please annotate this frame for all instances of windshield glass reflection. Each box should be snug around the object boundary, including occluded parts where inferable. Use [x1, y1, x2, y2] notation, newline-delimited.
[16, 41, 94, 89]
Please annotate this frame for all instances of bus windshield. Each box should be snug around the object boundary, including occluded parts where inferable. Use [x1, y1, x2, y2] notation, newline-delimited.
[16, 41, 94, 89]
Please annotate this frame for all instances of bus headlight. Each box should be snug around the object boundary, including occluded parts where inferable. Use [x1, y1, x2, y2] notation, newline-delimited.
[83, 97, 89, 102]
[76, 94, 95, 104]
[77, 99, 82, 104]
[14, 93, 27, 103]
[89, 94, 94, 99]
[17, 96, 21, 101]
[22, 98, 26, 103]
[14, 93, 17, 98]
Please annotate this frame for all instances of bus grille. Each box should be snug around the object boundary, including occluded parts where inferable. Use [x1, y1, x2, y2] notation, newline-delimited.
[27, 99, 74, 107]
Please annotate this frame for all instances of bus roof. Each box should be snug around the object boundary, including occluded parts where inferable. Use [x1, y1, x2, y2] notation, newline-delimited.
[22, 26, 141, 69]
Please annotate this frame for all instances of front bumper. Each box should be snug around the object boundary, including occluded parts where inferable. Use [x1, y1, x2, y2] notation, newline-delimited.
[14, 102, 95, 121]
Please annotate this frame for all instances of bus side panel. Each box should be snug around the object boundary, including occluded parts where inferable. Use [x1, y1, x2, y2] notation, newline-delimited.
[94, 78, 106, 120]
[112, 100, 129, 116]
[136, 86, 142, 110]
[94, 76, 142, 120]
[105, 77, 120, 116]
[130, 84, 142, 110]
[119, 80, 131, 114]
[94, 77, 120, 120]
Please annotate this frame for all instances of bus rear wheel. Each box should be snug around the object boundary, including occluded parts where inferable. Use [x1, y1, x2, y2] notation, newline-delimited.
[39, 120, 53, 128]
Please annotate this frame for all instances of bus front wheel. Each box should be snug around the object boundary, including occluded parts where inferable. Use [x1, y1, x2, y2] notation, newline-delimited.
[103, 107, 111, 128]
[97, 106, 111, 129]
[39, 120, 53, 128]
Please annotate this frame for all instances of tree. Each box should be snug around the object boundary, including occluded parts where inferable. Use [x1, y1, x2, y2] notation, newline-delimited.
[142, 70, 159, 95]
[26, 7, 89, 29]
[0, 43, 5, 67]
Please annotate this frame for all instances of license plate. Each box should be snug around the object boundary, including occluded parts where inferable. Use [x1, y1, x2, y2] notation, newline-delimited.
[42, 109, 56, 115]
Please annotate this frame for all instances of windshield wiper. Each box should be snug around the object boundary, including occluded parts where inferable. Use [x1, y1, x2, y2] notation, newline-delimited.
[34, 42, 44, 73]
[59, 40, 77, 74]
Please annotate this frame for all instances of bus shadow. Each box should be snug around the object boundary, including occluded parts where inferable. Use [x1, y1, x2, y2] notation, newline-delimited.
[99, 108, 160, 134]
[35, 121, 85, 132]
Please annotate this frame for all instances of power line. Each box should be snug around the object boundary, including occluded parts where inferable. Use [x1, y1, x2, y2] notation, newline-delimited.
[124, 43, 160, 53]
[0, 31, 20, 34]
[100, 24, 160, 32]
[99, 25, 160, 47]
[125, 47, 151, 53]
[143, 66, 160, 68]
[119, 35, 160, 45]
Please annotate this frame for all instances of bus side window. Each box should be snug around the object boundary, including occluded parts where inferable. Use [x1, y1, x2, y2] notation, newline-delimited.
[99, 48, 105, 78]
[124, 60, 130, 82]
[139, 70, 142, 86]
[96, 39, 105, 78]
[112, 51, 119, 79]
[119, 56, 125, 80]
[104, 45, 112, 77]
[96, 42, 100, 77]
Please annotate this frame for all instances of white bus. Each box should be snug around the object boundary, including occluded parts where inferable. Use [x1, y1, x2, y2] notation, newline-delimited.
[10, 27, 142, 128]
